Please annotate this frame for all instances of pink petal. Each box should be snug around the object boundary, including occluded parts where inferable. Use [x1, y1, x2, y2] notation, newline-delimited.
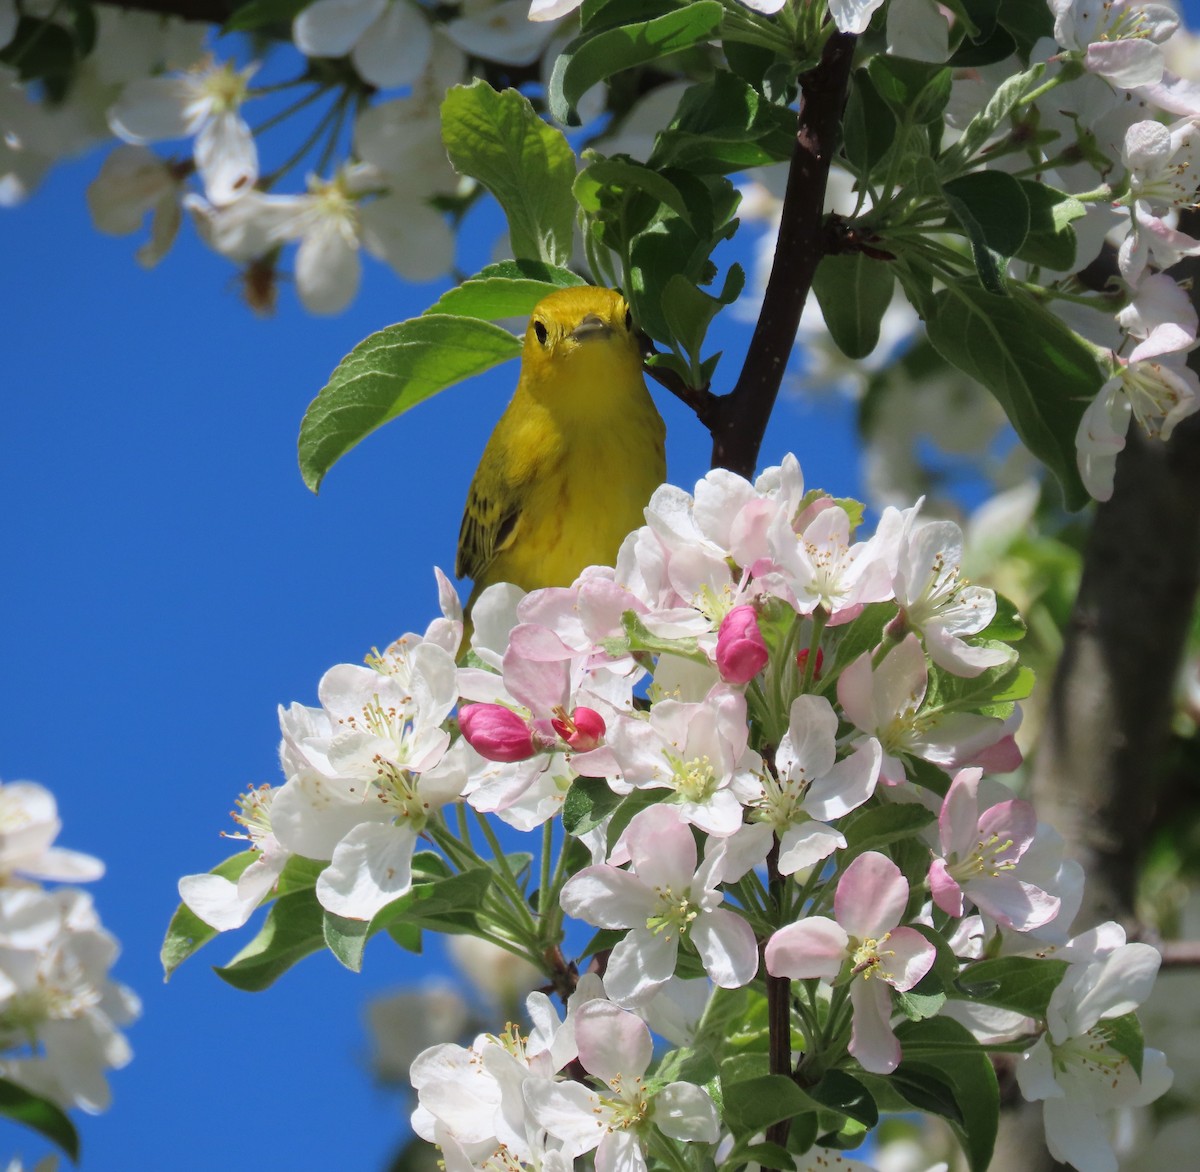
[882, 926, 936, 992]
[834, 851, 909, 938]
[848, 977, 901, 1074]
[970, 875, 1061, 932]
[624, 805, 697, 889]
[560, 866, 655, 929]
[764, 917, 847, 980]
[576, 1001, 652, 1081]
[938, 768, 982, 856]
[691, 907, 760, 988]
[929, 858, 964, 918]
[977, 798, 1037, 861]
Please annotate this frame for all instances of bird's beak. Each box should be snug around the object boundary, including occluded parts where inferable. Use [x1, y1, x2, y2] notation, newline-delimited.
[569, 314, 612, 342]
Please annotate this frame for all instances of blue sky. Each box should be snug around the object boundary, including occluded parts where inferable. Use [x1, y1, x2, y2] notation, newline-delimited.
[0, 76, 859, 1172]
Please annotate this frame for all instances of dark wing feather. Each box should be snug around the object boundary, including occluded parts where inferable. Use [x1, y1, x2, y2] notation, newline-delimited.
[455, 484, 521, 582]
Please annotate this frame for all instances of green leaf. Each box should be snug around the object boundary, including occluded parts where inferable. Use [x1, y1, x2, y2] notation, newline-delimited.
[562, 775, 624, 836]
[649, 71, 796, 174]
[0, 1078, 80, 1162]
[661, 267, 744, 381]
[955, 955, 1069, 1017]
[840, 802, 936, 861]
[923, 655, 1032, 720]
[323, 910, 372, 972]
[720, 1074, 815, 1137]
[224, 0, 310, 32]
[940, 62, 1046, 175]
[925, 284, 1102, 510]
[978, 592, 1027, 642]
[624, 172, 741, 343]
[719, 1141, 794, 1172]
[812, 252, 897, 360]
[817, 601, 897, 690]
[1103, 1011, 1145, 1081]
[808, 1069, 878, 1129]
[550, 2, 725, 125]
[441, 82, 576, 264]
[576, 155, 694, 226]
[214, 886, 326, 992]
[425, 261, 586, 320]
[401, 867, 496, 931]
[299, 315, 522, 492]
[943, 170, 1030, 265]
[996, 0, 1055, 50]
[620, 610, 708, 662]
[1016, 181, 1086, 270]
[0, 18, 79, 98]
[894, 1018, 999, 1172]
[276, 853, 326, 894]
[867, 57, 952, 126]
[894, 987, 948, 1021]
[843, 68, 898, 180]
[691, 986, 752, 1062]
[161, 851, 256, 980]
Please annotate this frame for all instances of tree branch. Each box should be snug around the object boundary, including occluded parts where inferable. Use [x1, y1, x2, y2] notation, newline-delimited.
[98, 0, 234, 22]
[707, 31, 857, 479]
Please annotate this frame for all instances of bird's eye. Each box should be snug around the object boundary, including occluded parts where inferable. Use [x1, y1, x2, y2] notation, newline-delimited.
[532, 320, 549, 345]
[624, 308, 634, 332]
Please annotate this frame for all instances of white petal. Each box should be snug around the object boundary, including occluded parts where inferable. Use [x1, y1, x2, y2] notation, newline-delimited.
[361, 194, 455, 282]
[295, 218, 361, 315]
[316, 820, 416, 920]
[654, 1082, 720, 1142]
[194, 110, 257, 206]
[353, 5, 433, 88]
[108, 76, 201, 143]
[293, 0, 387, 58]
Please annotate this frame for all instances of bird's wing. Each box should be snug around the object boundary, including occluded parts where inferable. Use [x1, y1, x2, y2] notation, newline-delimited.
[455, 422, 543, 584]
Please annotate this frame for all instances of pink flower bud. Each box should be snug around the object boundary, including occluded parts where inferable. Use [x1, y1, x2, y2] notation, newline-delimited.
[551, 705, 606, 751]
[716, 605, 769, 684]
[796, 647, 825, 680]
[459, 703, 536, 762]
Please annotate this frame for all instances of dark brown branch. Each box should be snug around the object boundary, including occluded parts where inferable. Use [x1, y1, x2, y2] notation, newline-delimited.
[707, 31, 858, 479]
[98, 0, 234, 22]
[763, 836, 792, 1161]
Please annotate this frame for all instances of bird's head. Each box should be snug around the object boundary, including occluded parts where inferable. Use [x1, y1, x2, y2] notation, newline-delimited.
[523, 287, 644, 370]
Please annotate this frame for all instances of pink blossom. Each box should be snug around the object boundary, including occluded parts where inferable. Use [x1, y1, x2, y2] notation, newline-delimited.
[929, 769, 1061, 932]
[765, 851, 936, 1073]
[559, 805, 762, 1005]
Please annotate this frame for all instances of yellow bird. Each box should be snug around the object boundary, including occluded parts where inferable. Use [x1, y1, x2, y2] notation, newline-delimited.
[456, 286, 666, 619]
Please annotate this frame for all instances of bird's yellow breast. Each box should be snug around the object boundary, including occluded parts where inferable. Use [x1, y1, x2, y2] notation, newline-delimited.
[457, 287, 666, 603]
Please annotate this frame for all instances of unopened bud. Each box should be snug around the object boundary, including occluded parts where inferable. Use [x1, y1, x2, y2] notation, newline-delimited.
[458, 704, 536, 762]
[796, 647, 825, 680]
[715, 605, 769, 684]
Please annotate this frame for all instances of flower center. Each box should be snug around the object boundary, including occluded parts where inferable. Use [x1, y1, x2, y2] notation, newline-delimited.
[851, 932, 895, 980]
[646, 886, 697, 941]
[948, 832, 1018, 883]
[665, 752, 718, 802]
[1120, 360, 1189, 437]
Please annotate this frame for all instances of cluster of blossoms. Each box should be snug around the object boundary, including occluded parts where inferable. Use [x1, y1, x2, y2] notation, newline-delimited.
[0, 779, 139, 1117]
[734, 0, 1200, 504]
[180, 454, 1171, 1172]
